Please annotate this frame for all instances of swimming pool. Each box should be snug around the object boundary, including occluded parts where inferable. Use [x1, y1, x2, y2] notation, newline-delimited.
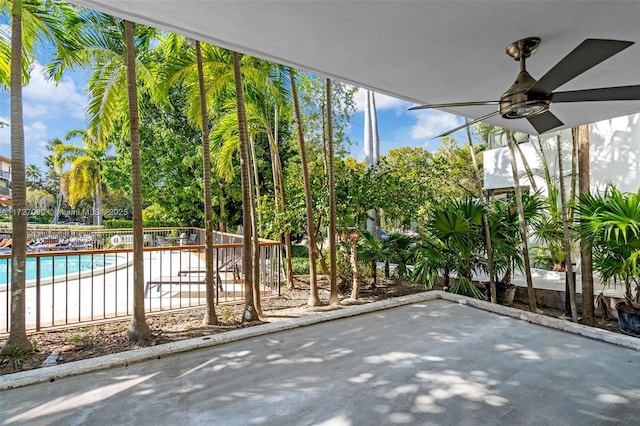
[0, 253, 123, 285]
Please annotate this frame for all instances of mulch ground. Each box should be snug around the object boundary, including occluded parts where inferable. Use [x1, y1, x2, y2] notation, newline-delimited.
[0, 278, 425, 375]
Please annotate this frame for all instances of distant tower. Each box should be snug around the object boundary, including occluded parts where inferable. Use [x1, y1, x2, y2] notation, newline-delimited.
[364, 90, 380, 237]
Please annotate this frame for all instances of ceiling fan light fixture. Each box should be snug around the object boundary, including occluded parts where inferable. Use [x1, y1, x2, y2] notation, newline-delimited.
[503, 100, 549, 118]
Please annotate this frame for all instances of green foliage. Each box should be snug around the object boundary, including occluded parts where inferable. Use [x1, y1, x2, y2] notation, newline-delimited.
[486, 193, 543, 284]
[102, 219, 178, 229]
[1, 345, 28, 372]
[450, 277, 486, 299]
[67, 328, 91, 345]
[217, 306, 235, 323]
[411, 198, 486, 299]
[291, 257, 310, 275]
[577, 186, 640, 308]
[289, 245, 309, 258]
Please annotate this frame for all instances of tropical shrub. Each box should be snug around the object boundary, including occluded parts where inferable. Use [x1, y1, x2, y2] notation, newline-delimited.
[412, 198, 486, 299]
[577, 186, 640, 309]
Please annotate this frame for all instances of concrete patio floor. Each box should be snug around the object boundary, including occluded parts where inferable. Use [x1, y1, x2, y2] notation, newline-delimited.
[1, 292, 639, 425]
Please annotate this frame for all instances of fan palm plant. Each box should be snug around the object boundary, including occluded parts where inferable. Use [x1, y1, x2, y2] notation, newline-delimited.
[577, 186, 640, 310]
[412, 198, 486, 299]
[487, 193, 544, 286]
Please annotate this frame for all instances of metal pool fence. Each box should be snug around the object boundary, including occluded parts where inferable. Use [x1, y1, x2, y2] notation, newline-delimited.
[0, 230, 281, 334]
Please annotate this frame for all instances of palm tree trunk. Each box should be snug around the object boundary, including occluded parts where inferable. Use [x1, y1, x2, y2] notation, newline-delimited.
[289, 67, 320, 307]
[2, 0, 32, 355]
[569, 128, 578, 221]
[250, 135, 261, 221]
[95, 177, 103, 226]
[349, 238, 360, 300]
[535, 136, 554, 191]
[196, 40, 218, 326]
[247, 145, 262, 316]
[269, 109, 294, 290]
[53, 173, 63, 224]
[327, 79, 339, 305]
[232, 51, 259, 321]
[124, 19, 150, 342]
[465, 121, 496, 303]
[218, 182, 227, 232]
[514, 141, 539, 193]
[557, 135, 578, 322]
[578, 124, 595, 325]
[507, 132, 537, 312]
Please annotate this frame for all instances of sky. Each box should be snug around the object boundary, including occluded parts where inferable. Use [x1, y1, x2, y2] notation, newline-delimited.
[0, 60, 470, 171]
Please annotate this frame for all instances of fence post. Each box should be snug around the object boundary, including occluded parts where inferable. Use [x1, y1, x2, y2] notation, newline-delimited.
[36, 257, 41, 332]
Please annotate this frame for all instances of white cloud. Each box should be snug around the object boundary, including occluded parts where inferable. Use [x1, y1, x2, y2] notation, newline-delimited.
[410, 110, 461, 140]
[23, 62, 87, 120]
[0, 116, 8, 146]
[0, 120, 49, 165]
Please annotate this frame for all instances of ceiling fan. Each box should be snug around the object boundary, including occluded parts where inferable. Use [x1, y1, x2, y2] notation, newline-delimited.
[410, 37, 640, 137]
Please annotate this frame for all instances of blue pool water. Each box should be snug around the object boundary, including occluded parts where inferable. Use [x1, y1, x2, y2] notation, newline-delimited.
[0, 254, 121, 285]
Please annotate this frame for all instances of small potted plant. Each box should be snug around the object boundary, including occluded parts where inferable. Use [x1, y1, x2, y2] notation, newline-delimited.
[577, 186, 640, 336]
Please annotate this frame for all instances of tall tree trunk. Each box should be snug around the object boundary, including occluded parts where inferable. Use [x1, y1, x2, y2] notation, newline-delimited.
[125, 19, 150, 342]
[218, 182, 227, 232]
[92, 174, 103, 226]
[250, 135, 261, 221]
[514, 140, 539, 193]
[535, 136, 554, 191]
[232, 52, 259, 321]
[327, 79, 339, 305]
[466, 122, 496, 303]
[268, 105, 294, 289]
[578, 124, 595, 325]
[349, 238, 360, 300]
[53, 167, 63, 224]
[557, 135, 578, 322]
[569, 128, 578, 221]
[289, 67, 320, 306]
[196, 40, 218, 326]
[2, 0, 32, 355]
[507, 132, 537, 312]
[248, 145, 262, 316]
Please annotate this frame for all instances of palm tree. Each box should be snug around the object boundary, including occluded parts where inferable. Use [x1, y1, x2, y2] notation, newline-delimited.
[55, 129, 105, 225]
[289, 67, 321, 307]
[45, 138, 64, 224]
[232, 51, 259, 321]
[577, 124, 595, 325]
[193, 40, 219, 325]
[506, 131, 537, 311]
[556, 134, 578, 322]
[1, 0, 79, 355]
[327, 78, 339, 305]
[25, 163, 40, 188]
[75, 11, 160, 148]
[124, 19, 150, 341]
[1, 0, 31, 355]
[465, 121, 497, 303]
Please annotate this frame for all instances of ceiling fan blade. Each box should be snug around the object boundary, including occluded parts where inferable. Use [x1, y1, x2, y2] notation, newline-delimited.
[527, 111, 564, 134]
[528, 39, 634, 96]
[434, 111, 501, 138]
[409, 101, 500, 111]
[553, 85, 640, 103]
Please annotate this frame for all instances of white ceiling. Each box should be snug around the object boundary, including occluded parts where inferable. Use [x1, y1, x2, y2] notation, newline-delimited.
[71, 0, 640, 135]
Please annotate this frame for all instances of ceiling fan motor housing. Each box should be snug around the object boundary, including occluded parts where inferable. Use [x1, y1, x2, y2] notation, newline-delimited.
[500, 70, 550, 119]
[501, 37, 550, 119]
